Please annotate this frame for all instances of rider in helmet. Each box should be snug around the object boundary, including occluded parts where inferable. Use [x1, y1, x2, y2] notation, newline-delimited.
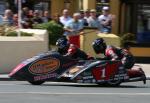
[56, 37, 70, 55]
[92, 38, 135, 69]
[56, 37, 88, 60]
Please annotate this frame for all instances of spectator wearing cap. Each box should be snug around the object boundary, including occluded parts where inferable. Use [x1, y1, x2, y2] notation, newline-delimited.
[84, 9, 90, 20]
[60, 9, 72, 26]
[64, 13, 84, 36]
[98, 6, 114, 33]
[83, 9, 90, 26]
[79, 10, 88, 26]
[87, 9, 101, 30]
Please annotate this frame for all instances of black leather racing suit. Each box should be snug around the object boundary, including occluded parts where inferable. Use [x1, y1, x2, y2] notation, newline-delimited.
[104, 45, 135, 69]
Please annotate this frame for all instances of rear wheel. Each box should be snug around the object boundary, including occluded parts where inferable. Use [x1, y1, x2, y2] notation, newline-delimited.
[28, 81, 45, 85]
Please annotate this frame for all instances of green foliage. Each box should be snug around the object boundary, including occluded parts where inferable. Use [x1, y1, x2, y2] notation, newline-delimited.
[120, 33, 136, 48]
[33, 21, 64, 45]
[0, 25, 33, 36]
[5, 31, 33, 36]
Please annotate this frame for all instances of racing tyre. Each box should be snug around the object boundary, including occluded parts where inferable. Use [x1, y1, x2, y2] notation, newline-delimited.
[28, 81, 45, 85]
[106, 79, 122, 87]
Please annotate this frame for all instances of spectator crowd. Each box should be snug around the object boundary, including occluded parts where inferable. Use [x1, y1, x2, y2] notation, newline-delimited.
[0, 6, 115, 36]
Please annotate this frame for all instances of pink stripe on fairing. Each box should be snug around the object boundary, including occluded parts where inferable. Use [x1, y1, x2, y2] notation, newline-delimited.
[9, 63, 25, 77]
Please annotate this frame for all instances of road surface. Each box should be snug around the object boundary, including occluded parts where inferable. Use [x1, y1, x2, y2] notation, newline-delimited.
[0, 81, 149, 103]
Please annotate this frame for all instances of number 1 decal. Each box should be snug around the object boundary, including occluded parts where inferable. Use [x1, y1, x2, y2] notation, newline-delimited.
[101, 68, 106, 78]
[92, 67, 108, 80]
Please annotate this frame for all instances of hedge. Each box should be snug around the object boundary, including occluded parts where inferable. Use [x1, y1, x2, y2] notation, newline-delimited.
[33, 21, 64, 45]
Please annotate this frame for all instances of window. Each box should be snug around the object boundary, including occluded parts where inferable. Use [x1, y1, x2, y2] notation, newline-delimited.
[96, 0, 110, 14]
[33, 0, 51, 16]
[137, 4, 150, 43]
[34, 2, 50, 11]
[122, 0, 150, 43]
[34, 0, 50, 11]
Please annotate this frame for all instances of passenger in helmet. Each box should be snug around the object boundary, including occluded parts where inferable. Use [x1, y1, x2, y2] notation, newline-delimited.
[92, 38, 135, 69]
[56, 37, 88, 60]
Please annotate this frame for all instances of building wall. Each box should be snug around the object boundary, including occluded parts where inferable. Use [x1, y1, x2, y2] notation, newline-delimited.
[82, 0, 96, 10]
[109, 0, 120, 35]
[51, 0, 79, 17]
[51, 0, 64, 16]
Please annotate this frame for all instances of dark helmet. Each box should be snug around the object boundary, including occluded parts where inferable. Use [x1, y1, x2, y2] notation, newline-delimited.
[56, 37, 70, 53]
[92, 38, 106, 54]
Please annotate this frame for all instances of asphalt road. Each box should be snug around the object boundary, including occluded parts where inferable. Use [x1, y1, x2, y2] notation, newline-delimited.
[0, 81, 150, 103]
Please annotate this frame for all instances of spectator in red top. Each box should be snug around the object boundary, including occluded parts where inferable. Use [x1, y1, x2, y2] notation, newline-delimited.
[92, 38, 135, 69]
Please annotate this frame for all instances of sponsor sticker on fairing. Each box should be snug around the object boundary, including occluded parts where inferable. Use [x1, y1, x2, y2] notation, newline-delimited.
[34, 73, 58, 81]
[28, 57, 60, 75]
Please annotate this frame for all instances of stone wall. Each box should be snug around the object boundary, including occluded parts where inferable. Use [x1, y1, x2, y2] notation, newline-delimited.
[0, 29, 49, 73]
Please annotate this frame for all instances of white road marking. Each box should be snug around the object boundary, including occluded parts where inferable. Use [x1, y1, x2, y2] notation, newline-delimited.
[0, 92, 150, 95]
[0, 84, 20, 86]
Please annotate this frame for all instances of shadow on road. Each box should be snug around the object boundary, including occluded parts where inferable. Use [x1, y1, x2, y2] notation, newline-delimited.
[24, 82, 149, 88]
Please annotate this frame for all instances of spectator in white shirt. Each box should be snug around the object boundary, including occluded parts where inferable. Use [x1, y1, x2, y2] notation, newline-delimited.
[84, 9, 90, 20]
[64, 13, 84, 36]
[83, 9, 90, 26]
[87, 9, 101, 30]
[60, 9, 72, 26]
[79, 10, 88, 26]
[98, 6, 114, 33]
[2, 9, 13, 26]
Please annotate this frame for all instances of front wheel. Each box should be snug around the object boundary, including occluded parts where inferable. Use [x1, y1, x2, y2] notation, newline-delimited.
[28, 81, 45, 85]
[106, 79, 122, 87]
